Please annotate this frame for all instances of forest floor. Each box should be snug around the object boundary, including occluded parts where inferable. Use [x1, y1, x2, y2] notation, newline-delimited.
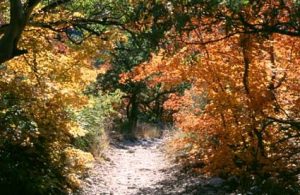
[80, 135, 230, 195]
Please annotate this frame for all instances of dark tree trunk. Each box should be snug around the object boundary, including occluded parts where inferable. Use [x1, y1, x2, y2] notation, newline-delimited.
[0, 0, 40, 64]
[126, 93, 138, 138]
[155, 97, 164, 120]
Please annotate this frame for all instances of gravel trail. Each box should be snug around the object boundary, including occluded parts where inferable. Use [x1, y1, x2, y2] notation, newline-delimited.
[80, 138, 228, 195]
[80, 139, 171, 195]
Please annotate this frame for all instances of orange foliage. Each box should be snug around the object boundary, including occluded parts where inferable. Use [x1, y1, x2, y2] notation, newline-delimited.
[129, 31, 300, 178]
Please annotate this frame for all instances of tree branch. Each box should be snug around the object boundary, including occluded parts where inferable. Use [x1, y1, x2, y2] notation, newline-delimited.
[41, 0, 72, 12]
[267, 117, 300, 130]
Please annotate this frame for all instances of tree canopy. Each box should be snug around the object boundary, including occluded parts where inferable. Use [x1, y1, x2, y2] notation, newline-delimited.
[0, 0, 300, 194]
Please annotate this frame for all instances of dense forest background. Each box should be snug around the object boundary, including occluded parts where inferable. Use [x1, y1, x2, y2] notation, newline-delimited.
[0, 0, 299, 194]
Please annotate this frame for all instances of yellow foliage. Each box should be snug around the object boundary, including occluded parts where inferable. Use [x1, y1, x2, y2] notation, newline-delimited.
[0, 25, 104, 192]
[64, 147, 94, 187]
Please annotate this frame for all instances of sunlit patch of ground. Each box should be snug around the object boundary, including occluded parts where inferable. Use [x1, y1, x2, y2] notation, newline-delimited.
[80, 138, 170, 195]
[79, 134, 230, 195]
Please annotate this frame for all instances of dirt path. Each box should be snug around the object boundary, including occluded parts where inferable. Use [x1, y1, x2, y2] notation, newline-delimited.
[80, 138, 170, 195]
[80, 138, 228, 195]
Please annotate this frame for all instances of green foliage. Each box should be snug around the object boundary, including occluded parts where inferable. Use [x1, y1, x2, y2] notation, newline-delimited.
[93, 37, 152, 134]
[226, 0, 250, 12]
[73, 90, 123, 156]
[96, 38, 150, 93]
[68, 0, 132, 18]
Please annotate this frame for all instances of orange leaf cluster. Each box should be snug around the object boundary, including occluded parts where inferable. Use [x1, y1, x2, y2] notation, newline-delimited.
[128, 31, 300, 178]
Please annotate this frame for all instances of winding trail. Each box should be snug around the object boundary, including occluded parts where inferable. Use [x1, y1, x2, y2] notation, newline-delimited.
[80, 137, 228, 195]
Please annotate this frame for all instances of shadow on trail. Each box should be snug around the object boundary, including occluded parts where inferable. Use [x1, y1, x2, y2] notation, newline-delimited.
[135, 166, 229, 195]
[109, 138, 162, 150]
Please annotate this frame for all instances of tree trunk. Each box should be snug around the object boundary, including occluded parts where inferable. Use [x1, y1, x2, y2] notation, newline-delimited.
[0, 0, 40, 64]
[126, 93, 138, 138]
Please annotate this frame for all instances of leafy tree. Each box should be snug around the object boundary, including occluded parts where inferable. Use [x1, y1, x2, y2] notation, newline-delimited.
[0, 16, 103, 194]
[120, 0, 300, 193]
[0, 1, 134, 192]
[0, 0, 299, 193]
[92, 37, 153, 135]
[89, 31, 186, 137]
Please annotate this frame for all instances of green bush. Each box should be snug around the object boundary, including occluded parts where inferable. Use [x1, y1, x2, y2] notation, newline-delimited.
[73, 90, 123, 157]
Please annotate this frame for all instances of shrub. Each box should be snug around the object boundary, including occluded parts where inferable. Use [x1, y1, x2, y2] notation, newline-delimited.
[73, 90, 123, 158]
[0, 89, 93, 194]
